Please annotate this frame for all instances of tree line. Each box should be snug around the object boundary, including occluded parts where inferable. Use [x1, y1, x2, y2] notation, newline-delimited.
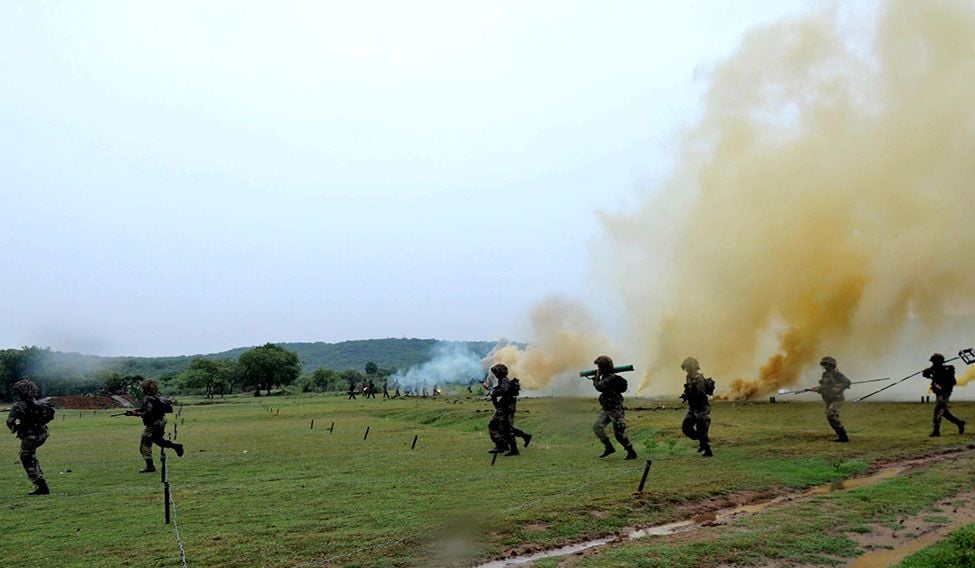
[0, 343, 391, 401]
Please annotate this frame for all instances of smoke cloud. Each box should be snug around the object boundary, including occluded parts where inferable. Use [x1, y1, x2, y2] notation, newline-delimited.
[390, 342, 486, 392]
[510, 1, 975, 398]
[488, 298, 615, 390]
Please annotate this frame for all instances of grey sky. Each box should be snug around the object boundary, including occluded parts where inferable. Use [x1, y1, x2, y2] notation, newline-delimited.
[1, 1, 806, 356]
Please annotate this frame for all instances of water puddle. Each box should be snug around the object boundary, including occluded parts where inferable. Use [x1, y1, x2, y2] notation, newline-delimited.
[475, 465, 913, 567]
[848, 522, 963, 568]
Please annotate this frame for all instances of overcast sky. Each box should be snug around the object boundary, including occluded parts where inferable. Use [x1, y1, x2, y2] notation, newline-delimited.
[0, 1, 809, 356]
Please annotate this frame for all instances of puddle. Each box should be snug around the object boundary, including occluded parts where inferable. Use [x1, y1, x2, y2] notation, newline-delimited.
[474, 464, 919, 567]
[848, 522, 963, 568]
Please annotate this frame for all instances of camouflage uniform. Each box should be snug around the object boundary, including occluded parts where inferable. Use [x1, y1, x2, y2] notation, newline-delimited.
[487, 367, 531, 456]
[679, 358, 714, 456]
[138, 395, 184, 466]
[816, 357, 851, 442]
[924, 354, 965, 436]
[590, 356, 637, 459]
[382, 380, 390, 400]
[6, 380, 52, 495]
[347, 381, 357, 400]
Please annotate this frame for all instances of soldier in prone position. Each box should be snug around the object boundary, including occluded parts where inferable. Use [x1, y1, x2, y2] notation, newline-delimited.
[125, 379, 184, 473]
[680, 357, 715, 457]
[810, 356, 851, 443]
[924, 353, 966, 437]
[589, 356, 637, 460]
[6, 379, 54, 495]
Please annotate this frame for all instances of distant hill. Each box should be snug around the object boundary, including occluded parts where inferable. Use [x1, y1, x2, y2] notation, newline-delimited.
[43, 338, 500, 377]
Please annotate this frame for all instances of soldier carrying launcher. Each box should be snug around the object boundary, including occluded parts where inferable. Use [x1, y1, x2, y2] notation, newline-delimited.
[121, 379, 184, 473]
[6, 379, 54, 495]
[583, 356, 637, 460]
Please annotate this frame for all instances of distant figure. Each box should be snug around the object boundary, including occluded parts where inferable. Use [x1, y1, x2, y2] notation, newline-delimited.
[347, 380, 358, 400]
[124, 379, 183, 473]
[422, 388, 428, 398]
[382, 380, 390, 400]
[680, 357, 715, 456]
[487, 364, 531, 456]
[811, 356, 850, 443]
[365, 380, 376, 399]
[923, 353, 966, 437]
[393, 384, 401, 399]
[587, 356, 637, 460]
[6, 379, 54, 495]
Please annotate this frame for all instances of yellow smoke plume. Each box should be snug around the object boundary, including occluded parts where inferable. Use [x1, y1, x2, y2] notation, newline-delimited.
[600, 0, 975, 398]
[957, 366, 975, 388]
[488, 298, 614, 389]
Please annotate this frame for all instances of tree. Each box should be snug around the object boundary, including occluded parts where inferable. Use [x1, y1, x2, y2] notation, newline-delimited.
[103, 372, 143, 395]
[365, 361, 379, 376]
[181, 358, 235, 398]
[238, 344, 301, 396]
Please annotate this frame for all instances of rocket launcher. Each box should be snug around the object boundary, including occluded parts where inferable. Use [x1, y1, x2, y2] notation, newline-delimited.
[580, 364, 635, 378]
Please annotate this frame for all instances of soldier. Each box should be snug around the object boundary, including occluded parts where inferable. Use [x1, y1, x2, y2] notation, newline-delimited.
[382, 379, 391, 400]
[487, 364, 532, 456]
[6, 379, 54, 495]
[347, 379, 358, 400]
[810, 356, 851, 443]
[588, 356, 637, 460]
[923, 353, 966, 437]
[680, 357, 715, 457]
[124, 379, 184, 473]
[365, 379, 376, 399]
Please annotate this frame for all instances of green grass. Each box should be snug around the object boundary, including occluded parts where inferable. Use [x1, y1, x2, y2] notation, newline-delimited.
[1, 395, 972, 567]
[898, 524, 975, 568]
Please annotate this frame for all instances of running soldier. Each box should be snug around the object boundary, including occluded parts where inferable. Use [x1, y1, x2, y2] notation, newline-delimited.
[588, 356, 637, 460]
[6, 379, 54, 495]
[923, 353, 966, 437]
[124, 379, 184, 473]
[811, 356, 850, 443]
[347, 380, 358, 400]
[680, 357, 715, 457]
[365, 379, 376, 399]
[382, 380, 390, 400]
[487, 364, 532, 456]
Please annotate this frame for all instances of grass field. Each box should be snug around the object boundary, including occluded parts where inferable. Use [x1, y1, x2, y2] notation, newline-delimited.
[2, 393, 974, 567]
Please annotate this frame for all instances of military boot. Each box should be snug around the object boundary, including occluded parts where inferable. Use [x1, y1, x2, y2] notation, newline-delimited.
[175, 444, 185, 457]
[521, 433, 533, 448]
[29, 480, 50, 495]
[957, 420, 966, 435]
[702, 445, 714, 457]
[929, 425, 941, 437]
[834, 429, 849, 443]
[598, 440, 616, 458]
[623, 445, 638, 460]
[504, 445, 520, 456]
[140, 459, 157, 473]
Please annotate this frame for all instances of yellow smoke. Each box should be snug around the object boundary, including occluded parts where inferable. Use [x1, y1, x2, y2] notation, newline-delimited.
[488, 298, 614, 389]
[957, 366, 975, 388]
[604, 0, 975, 399]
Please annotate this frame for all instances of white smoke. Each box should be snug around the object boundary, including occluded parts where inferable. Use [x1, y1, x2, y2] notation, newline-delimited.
[391, 342, 486, 393]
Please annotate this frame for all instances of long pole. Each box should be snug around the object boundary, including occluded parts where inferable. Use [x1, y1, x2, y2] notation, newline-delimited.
[857, 357, 961, 402]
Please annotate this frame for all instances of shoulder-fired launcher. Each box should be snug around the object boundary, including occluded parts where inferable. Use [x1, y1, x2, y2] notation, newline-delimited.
[580, 364, 634, 378]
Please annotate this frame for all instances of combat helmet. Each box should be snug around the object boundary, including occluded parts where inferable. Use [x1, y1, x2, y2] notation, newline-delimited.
[141, 379, 159, 396]
[12, 379, 38, 400]
[490, 364, 508, 378]
[930, 353, 945, 364]
[680, 357, 700, 373]
[819, 356, 837, 367]
[594, 355, 614, 369]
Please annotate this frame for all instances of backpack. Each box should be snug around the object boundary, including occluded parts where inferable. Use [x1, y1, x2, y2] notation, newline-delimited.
[704, 377, 716, 396]
[28, 400, 56, 426]
[509, 378, 521, 397]
[611, 375, 628, 394]
[158, 398, 175, 414]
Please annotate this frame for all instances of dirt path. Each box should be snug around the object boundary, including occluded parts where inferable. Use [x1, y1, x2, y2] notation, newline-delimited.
[474, 446, 975, 568]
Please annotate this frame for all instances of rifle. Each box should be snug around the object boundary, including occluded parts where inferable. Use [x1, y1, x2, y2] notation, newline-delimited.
[778, 377, 891, 396]
[857, 348, 975, 402]
[111, 411, 135, 417]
